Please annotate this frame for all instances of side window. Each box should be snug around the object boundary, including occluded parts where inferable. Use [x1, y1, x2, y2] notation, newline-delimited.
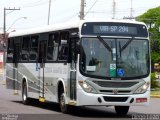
[21, 36, 30, 61]
[30, 35, 38, 61]
[47, 34, 54, 61]
[58, 32, 69, 61]
[47, 33, 59, 61]
[7, 38, 14, 62]
[13, 37, 21, 63]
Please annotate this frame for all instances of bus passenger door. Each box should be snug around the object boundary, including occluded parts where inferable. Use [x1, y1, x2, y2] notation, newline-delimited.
[13, 43, 20, 93]
[69, 38, 78, 101]
[38, 40, 47, 102]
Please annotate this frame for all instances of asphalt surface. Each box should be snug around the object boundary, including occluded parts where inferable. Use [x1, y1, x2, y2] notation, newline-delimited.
[0, 83, 160, 120]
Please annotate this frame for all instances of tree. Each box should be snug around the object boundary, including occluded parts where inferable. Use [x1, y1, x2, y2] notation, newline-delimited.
[151, 73, 160, 89]
[136, 6, 160, 64]
[0, 34, 5, 51]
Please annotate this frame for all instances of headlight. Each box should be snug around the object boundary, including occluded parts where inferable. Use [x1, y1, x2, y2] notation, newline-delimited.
[134, 82, 150, 94]
[79, 80, 97, 93]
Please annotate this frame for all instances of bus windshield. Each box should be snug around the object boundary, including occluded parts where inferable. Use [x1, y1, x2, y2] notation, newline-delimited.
[80, 37, 149, 79]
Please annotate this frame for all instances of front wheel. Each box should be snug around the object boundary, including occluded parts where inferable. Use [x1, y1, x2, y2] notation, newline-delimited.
[60, 93, 69, 113]
[115, 106, 129, 116]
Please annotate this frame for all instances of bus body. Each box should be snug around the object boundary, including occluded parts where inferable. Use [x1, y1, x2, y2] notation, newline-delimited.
[6, 19, 150, 115]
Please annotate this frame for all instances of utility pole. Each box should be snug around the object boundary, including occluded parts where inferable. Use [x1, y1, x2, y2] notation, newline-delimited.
[123, 0, 134, 20]
[130, 0, 133, 18]
[2, 7, 20, 88]
[112, 0, 116, 19]
[3, 7, 20, 46]
[47, 0, 52, 25]
[79, 0, 85, 20]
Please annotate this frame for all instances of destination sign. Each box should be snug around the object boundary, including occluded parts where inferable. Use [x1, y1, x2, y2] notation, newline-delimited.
[93, 25, 137, 34]
[81, 22, 148, 37]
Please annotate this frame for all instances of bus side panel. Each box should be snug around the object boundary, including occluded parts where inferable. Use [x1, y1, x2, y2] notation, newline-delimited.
[18, 63, 40, 99]
[6, 63, 21, 90]
[42, 63, 69, 103]
[6, 63, 14, 89]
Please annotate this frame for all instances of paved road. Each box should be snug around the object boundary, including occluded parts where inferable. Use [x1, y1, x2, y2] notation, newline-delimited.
[0, 84, 160, 120]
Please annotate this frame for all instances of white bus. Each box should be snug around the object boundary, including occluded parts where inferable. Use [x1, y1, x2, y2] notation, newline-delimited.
[6, 19, 150, 115]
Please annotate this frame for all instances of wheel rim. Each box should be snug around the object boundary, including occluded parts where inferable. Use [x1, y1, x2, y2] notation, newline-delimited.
[60, 93, 66, 111]
[23, 86, 27, 101]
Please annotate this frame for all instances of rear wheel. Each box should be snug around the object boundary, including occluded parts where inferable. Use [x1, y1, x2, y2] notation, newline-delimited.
[115, 106, 129, 116]
[22, 82, 30, 105]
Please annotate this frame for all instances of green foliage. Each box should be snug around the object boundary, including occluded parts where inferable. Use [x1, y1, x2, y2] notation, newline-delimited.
[151, 73, 160, 89]
[136, 6, 160, 63]
[136, 6, 160, 25]
[151, 52, 160, 63]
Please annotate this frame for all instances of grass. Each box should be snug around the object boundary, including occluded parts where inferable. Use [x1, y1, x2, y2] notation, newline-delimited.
[151, 89, 160, 96]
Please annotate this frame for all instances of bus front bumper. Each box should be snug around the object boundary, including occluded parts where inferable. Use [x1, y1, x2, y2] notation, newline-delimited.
[76, 89, 150, 106]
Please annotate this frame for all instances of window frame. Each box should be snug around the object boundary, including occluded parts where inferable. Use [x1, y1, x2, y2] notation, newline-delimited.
[29, 35, 39, 61]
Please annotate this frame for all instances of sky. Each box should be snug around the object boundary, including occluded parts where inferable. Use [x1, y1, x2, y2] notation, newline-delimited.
[0, 0, 160, 32]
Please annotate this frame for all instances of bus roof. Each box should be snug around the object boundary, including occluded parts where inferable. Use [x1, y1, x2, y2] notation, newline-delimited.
[9, 21, 80, 37]
[9, 19, 146, 38]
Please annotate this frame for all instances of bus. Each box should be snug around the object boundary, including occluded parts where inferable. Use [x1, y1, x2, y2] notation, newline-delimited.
[6, 19, 150, 115]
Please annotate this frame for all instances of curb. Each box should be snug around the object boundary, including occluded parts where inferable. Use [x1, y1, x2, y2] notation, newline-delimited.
[150, 95, 160, 98]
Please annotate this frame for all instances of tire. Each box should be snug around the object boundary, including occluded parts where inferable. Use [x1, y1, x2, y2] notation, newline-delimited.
[59, 92, 69, 113]
[22, 82, 30, 105]
[115, 106, 129, 116]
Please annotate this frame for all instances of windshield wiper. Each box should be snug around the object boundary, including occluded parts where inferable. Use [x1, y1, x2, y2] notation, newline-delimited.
[97, 36, 112, 52]
[120, 37, 135, 52]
